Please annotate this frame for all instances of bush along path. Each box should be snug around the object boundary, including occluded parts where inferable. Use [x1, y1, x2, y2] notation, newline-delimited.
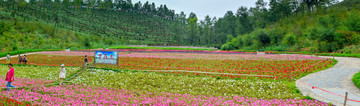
[296, 56, 360, 106]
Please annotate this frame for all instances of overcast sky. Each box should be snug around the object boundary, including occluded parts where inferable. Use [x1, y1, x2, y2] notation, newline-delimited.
[132, 0, 269, 20]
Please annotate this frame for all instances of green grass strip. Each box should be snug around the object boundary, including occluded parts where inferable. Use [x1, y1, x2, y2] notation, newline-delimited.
[353, 71, 360, 89]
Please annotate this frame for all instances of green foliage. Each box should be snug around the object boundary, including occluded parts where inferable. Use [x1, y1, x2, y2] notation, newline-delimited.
[265, 45, 289, 52]
[0, 18, 97, 50]
[220, 42, 235, 50]
[226, 35, 234, 42]
[338, 45, 360, 54]
[304, 95, 314, 100]
[221, 35, 245, 50]
[232, 36, 244, 49]
[187, 17, 200, 45]
[352, 71, 360, 89]
[345, 12, 360, 32]
[0, 0, 223, 49]
[282, 34, 296, 46]
[254, 29, 270, 48]
[243, 34, 254, 47]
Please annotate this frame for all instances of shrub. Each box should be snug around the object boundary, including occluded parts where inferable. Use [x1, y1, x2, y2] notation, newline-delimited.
[352, 71, 360, 89]
[345, 12, 360, 33]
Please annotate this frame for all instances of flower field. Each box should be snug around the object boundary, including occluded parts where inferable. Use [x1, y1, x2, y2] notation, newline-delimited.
[114, 57, 332, 79]
[0, 51, 335, 105]
[0, 52, 334, 80]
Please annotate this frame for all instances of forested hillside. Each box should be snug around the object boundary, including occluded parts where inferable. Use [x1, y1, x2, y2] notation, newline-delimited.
[0, 0, 223, 52]
[221, 0, 360, 53]
[1, 0, 359, 53]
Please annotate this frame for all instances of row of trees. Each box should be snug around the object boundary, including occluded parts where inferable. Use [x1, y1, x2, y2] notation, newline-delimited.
[215, 0, 339, 40]
[183, 0, 340, 48]
[2, 0, 177, 20]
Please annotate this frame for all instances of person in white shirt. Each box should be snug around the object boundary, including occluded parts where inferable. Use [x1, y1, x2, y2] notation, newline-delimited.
[59, 64, 66, 86]
[6, 53, 10, 64]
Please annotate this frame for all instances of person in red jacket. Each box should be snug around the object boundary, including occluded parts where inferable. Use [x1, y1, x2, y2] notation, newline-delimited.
[5, 63, 15, 91]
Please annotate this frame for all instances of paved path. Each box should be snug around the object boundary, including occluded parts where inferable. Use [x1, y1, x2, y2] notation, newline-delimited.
[296, 56, 360, 106]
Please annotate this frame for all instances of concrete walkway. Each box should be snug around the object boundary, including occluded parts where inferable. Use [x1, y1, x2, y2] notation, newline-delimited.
[296, 57, 360, 106]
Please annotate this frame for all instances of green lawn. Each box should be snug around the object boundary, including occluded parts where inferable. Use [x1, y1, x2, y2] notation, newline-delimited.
[353, 71, 360, 89]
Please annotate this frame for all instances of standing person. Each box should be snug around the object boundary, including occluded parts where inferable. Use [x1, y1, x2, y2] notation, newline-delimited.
[23, 55, 27, 65]
[6, 53, 10, 64]
[84, 55, 88, 69]
[59, 64, 66, 86]
[18, 55, 22, 64]
[5, 63, 15, 91]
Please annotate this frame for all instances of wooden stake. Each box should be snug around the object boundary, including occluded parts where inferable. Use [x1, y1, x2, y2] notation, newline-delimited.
[344, 92, 348, 106]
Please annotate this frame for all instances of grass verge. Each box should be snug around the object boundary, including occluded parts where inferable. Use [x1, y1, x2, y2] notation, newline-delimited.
[352, 71, 360, 89]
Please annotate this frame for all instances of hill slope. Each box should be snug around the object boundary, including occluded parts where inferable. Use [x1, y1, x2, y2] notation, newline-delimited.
[0, 1, 199, 52]
[221, 0, 360, 53]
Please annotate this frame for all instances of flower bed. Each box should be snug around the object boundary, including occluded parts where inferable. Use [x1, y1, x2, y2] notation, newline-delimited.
[0, 84, 328, 106]
[0, 76, 52, 88]
[98, 57, 334, 79]
[72, 69, 302, 99]
[0, 96, 32, 106]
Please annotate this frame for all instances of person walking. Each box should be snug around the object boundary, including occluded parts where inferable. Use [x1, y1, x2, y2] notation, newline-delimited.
[6, 53, 10, 64]
[84, 55, 88, 69]
[5, 63, 15, 91]
[23, 55, 27, 65]
[18, 55, 22, 64]
[59, 64, 66, 86]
